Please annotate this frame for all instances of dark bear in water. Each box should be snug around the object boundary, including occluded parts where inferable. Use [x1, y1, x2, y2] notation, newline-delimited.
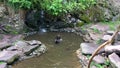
[55, 35, 62, 44]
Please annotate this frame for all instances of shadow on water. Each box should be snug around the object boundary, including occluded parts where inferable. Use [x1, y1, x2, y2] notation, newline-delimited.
[13, 32, 83, 68]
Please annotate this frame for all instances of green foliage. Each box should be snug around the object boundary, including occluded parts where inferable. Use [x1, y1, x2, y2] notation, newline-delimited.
[96, 39, 102, 44]
[86, 54, 91, 59]
[91, 58, 110, 68]
[0, 0, 4, 2]
[41, 0, 65, 15]
[104, 58, 110, 66]
[76, 22, 84, 27]
[0, 62, 5, 64]
[7, 0, 96, 16]
[92, 27, 100, 33]
[41, 0, 96, 16]
[8, 0, 32, 9]
[91, 61, 104, 68]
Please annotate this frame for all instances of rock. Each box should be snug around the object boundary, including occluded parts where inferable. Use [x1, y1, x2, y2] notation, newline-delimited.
[103, 8, 113, 21]
[7, 44, 39, 56]
[0, 62, 7, 68]
[0, 51, 19, 64]
[0, 4, 25, 34]
[26, 40, 42, 45]
[105, 31, 120, 41]
[50, 28, 59, 32]
[19, 54, 35, 61]
[114, 42, 120, 45]
[117, 32, 120, 41]
[98, 0, 120, 21]
[80, 43, 103, 54]
[37, 53, 41, 56]
[23, 45, 40, 55]
[89, 33, 102, 41]
[15, 41, 28, 46]
[105, 45, 120, 55]
[76, 49, 88, 67]
[93, 55, 105, 64]
[0, 41, 11, 50]
[109, 53, 120, 68]
[90, 23, 109, 31]
[106, 31, 114, 36]
[37, 44, 47, 53]
[10, 35, 24, 43]
[91, 66, 97, 68]
[0, 35, 24, 50]
[8, 65, 12, 68]
[102, 35, 112, 41]
[7, 40, 46, 56]
[107, 0, 120, 21]
[0, 5, 6, 18]
[21, 44, 47, 56]
[7, 41, 39, 55]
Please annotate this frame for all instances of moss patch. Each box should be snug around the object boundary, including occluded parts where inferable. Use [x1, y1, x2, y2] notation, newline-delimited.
[0, 62, 5, 64]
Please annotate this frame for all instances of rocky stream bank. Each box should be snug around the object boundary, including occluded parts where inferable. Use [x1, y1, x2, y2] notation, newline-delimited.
[0, 34, 47, 68]
[0, 23, 120, 68]
[76, 23, 120, 68]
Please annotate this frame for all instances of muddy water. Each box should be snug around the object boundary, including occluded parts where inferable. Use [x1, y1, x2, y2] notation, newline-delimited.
[13, 32, 83, 68]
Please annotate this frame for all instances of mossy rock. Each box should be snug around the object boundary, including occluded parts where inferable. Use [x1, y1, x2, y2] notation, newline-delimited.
[80, 14, 91, 23]
[88, 6, 105, 22]
[76, 21, 84, 27]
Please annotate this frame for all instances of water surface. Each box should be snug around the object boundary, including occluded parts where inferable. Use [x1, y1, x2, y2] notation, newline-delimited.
[13, 32, 83, 68]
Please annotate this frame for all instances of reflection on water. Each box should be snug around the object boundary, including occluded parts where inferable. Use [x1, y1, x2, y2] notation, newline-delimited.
[13, 32, 83, 68]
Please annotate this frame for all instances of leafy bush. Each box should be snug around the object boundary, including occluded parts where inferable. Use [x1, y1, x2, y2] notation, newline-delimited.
[7, 0, 96, 16]
[41, 0, 96, 16]
[8, 0, 32, 9]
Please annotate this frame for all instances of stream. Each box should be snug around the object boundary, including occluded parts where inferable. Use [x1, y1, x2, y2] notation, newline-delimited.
[13, 32, 83, 68]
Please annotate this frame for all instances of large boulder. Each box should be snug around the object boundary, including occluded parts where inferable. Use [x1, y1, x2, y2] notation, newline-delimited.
[80, 43, 104, 54]
[0, 41, 11, 50]
[109, 53, 120, 68]
[6, 40, 47, 56]
[7, 40, 40, 56]
[0, 35, 24, 50]
[0, 50, 19, 64]
[93, 55, 105, 64]
[30, 44, 47, 56]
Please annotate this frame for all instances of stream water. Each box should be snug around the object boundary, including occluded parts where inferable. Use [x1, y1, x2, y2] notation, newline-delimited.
[13, 32, 83, 68]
